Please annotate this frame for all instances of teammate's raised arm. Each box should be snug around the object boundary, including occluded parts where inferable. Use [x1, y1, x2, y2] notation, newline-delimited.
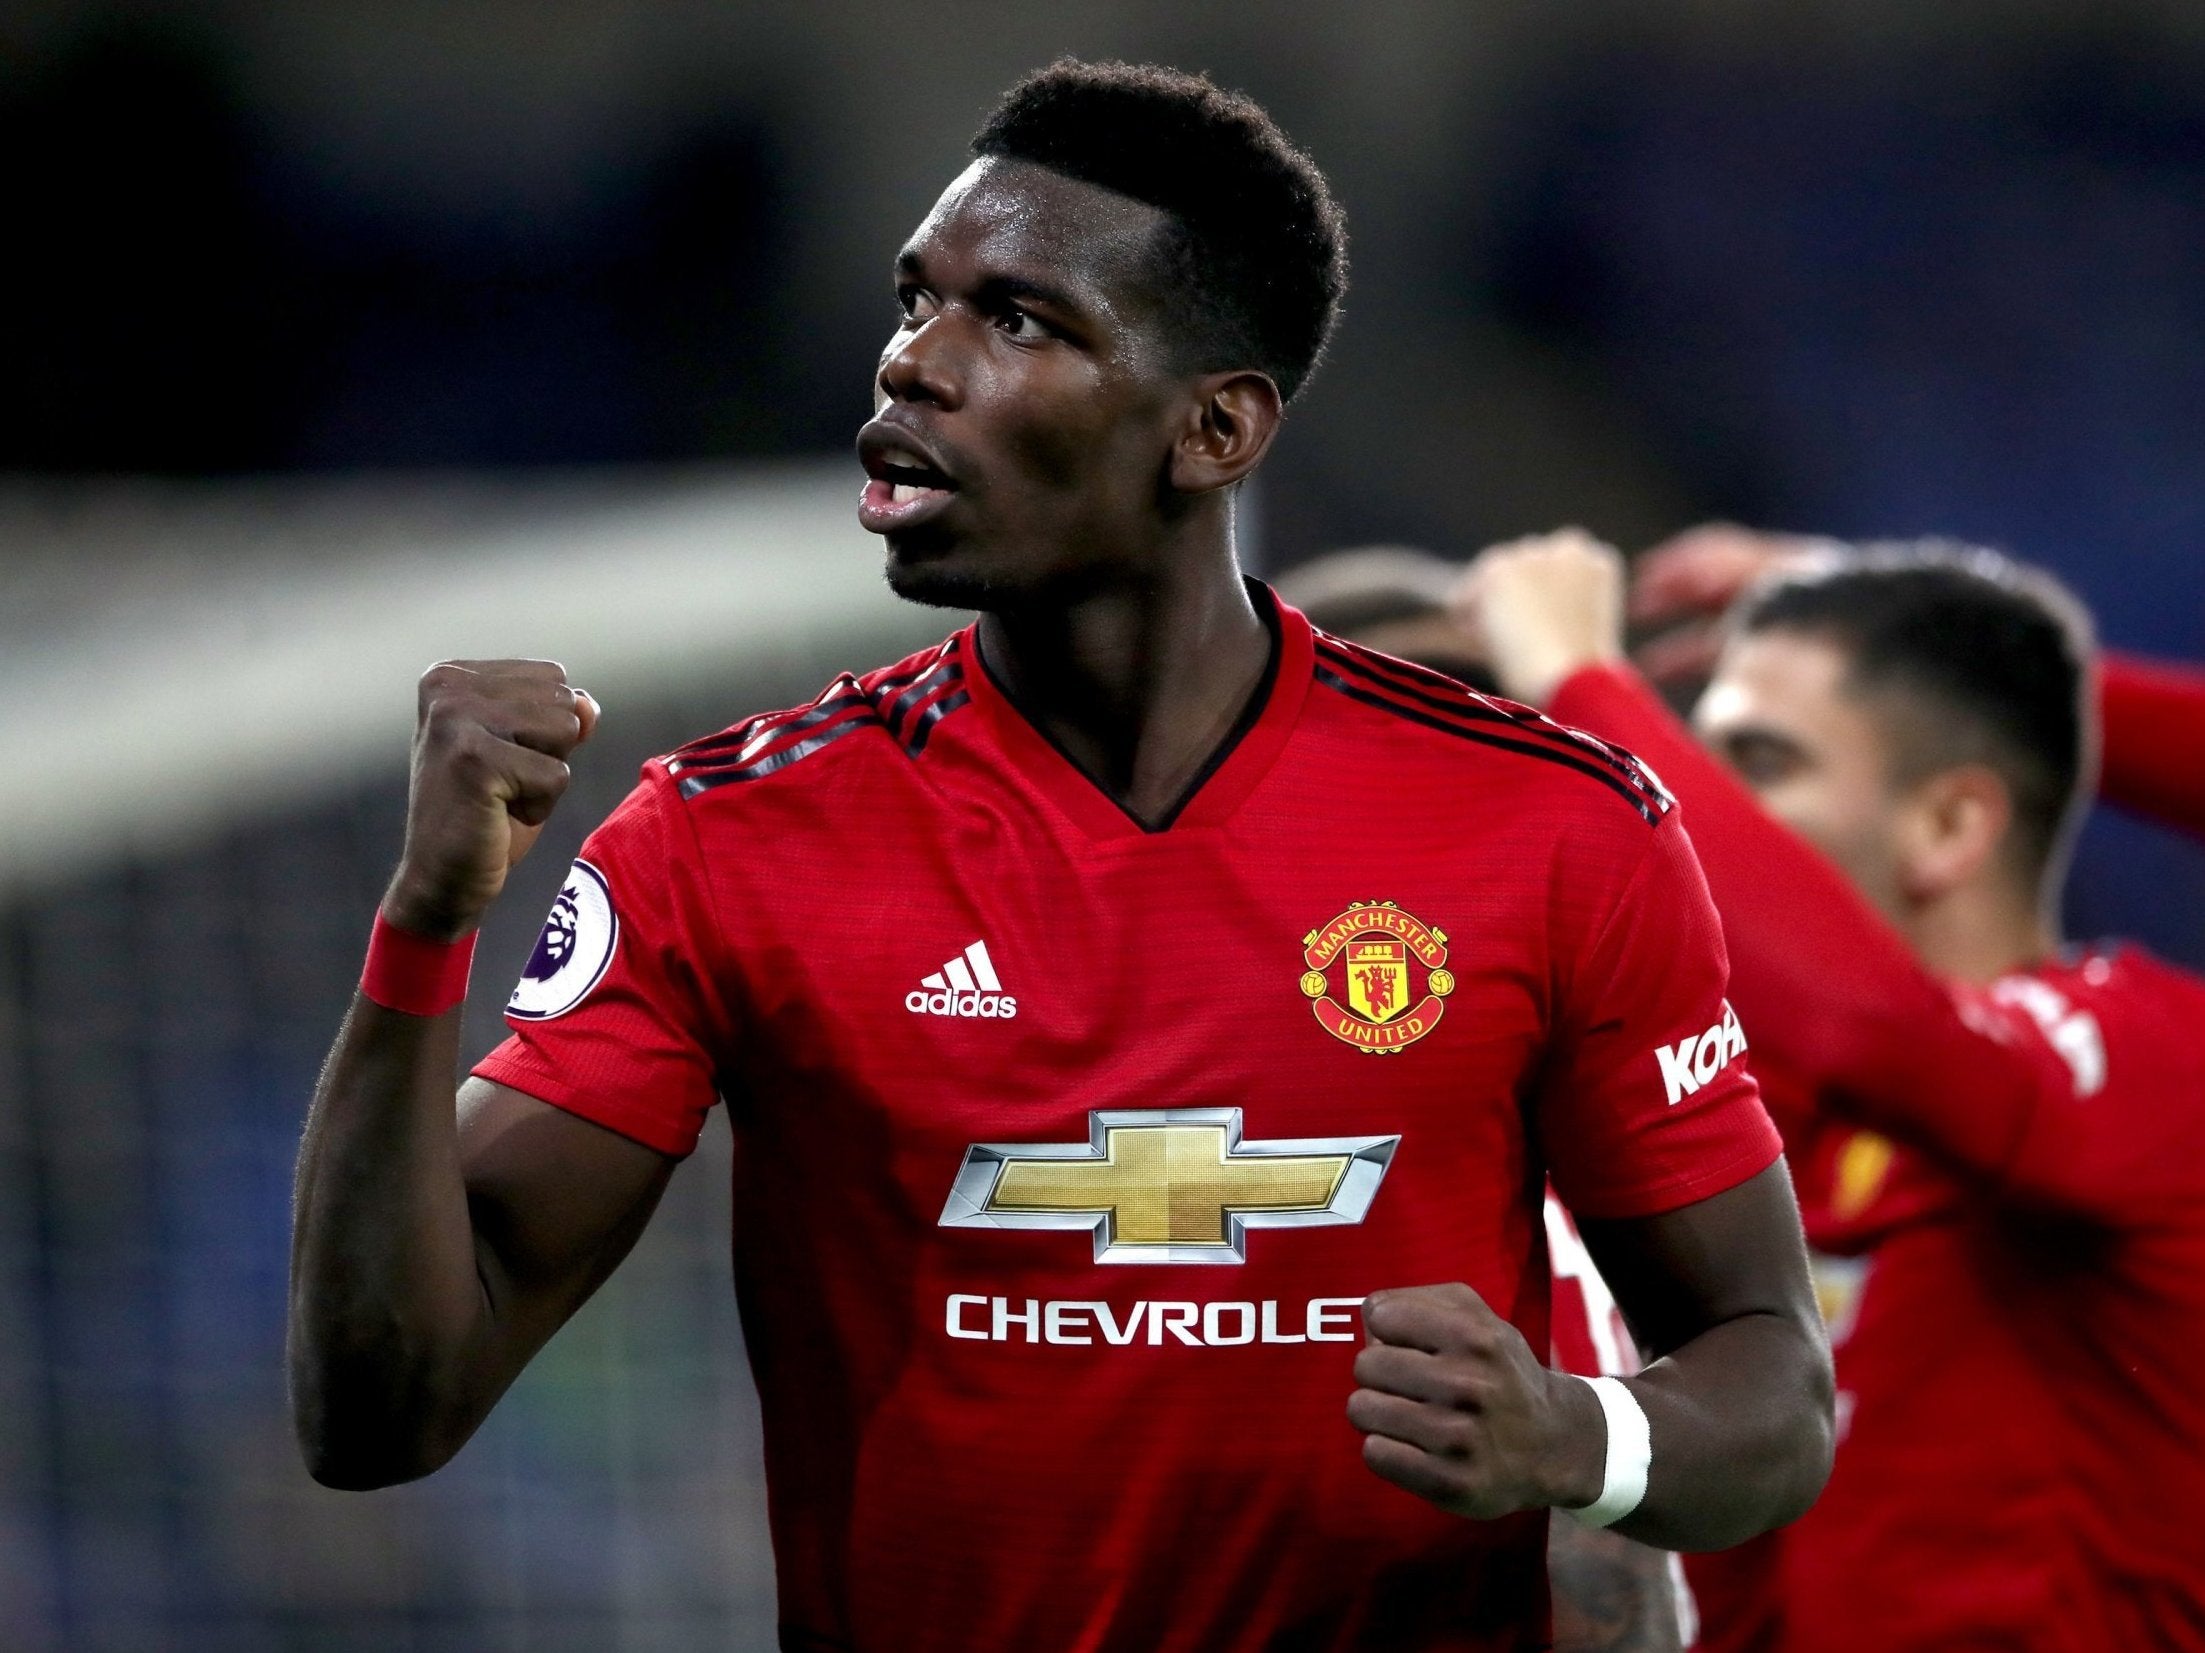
[1542, 655, 2106, 1205]
[1461, 538, 2192, 1217]
[286, 661, 675, 1490]
[2100, 652, 2205, 840]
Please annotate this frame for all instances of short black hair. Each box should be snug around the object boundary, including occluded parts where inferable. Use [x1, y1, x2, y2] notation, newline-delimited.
[972, 58, 1348, 403]
[1735, 541, 2095, 886]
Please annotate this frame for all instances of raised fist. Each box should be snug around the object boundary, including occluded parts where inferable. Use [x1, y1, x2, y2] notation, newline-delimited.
[1449, 530, 1627, 709]
[381, 660, 599, 941]
[1349, 1282, 1606, 1520]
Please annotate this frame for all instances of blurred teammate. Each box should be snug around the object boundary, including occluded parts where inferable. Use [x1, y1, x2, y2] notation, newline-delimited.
[1458, 531, 2205, 1651]
[1284, 546, 1696, 1653]
[288, 65, 1833, 1651]
[1632, 523, 2205, 847]
[1634, 526, 2205, 1651]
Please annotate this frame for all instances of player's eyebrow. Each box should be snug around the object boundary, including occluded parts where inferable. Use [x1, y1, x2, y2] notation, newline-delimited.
[895, 249, 1092, 322]
[972, 272, 1087, 320]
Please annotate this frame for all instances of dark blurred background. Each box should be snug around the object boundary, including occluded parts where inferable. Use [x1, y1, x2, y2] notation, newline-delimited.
[4, 3, 2201, 1647]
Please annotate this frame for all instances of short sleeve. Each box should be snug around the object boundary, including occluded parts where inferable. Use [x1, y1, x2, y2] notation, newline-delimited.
[1540, 814, 1782, 1220]
[472, 767, 732, 1157]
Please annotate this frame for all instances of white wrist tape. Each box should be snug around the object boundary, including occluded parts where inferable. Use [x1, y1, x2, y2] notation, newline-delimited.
[1568, 1375, 1652, 1529]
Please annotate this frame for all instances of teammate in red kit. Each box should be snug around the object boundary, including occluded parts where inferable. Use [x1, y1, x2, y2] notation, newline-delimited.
[287, 64, 1833, 1651]
[1458, 531, 2205, 1651]
[1631, 524, 2205, 1653]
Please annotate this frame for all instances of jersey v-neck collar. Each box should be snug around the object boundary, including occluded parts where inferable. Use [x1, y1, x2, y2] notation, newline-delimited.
[962, 580, 1315, 841]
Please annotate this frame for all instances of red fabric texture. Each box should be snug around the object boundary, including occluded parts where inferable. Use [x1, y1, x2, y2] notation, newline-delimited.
[1682, 1536, 1783, 1653]
[2100, 651, 2205, 839]
[473, 598, 1778, 1652]
[1544, 1192, 1639, 1383]
[1552, 661, 2205, 1653]
[358, 912, 477, 1017]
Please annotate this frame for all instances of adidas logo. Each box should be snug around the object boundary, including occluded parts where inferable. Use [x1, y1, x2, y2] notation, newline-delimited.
[905, 939, 1019, 1019]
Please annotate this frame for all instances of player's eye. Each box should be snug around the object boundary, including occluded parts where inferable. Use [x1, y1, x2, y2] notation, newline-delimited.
[895, 287, 934, 326]
[996, 307, 1052, 342]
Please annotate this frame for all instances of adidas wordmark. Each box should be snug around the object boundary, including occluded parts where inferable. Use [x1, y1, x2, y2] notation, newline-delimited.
[906, 940, 1019, 1019]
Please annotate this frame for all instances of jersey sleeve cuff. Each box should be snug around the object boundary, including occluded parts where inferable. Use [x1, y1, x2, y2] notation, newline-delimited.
[471, 1047, 700, 1160]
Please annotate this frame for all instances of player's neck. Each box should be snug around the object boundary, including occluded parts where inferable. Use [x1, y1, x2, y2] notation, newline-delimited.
[1906, 880, 2060, 985]
[975, 527, 1270, 828]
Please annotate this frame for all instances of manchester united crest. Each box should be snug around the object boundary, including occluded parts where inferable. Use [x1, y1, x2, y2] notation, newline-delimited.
[1299, 902, 1455, 1054]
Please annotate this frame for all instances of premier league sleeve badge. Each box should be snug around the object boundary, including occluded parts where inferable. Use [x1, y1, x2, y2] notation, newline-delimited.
[507, 860, 620, 1021]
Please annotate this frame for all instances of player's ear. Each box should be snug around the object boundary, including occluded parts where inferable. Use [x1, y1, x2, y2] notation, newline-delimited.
[1169, 370, 1283, 495]
[1897, 764, 2011, 901]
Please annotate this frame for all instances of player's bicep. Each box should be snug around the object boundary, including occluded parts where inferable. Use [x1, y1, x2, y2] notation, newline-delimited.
[457, 1076, 677, 1347]
[1576, 1160, 1819, 1357]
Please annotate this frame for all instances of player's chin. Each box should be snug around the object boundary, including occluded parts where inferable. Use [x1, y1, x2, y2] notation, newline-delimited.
[883, 531, 1023, 612]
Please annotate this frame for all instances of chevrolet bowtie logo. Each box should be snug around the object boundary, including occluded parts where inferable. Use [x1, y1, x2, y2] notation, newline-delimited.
[939, 1108, 1400, 1264]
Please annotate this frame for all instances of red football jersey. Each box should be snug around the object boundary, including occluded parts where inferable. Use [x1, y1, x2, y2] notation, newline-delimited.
[478, 592, 1779, 1652]
[1782, 950, 2205, 1653]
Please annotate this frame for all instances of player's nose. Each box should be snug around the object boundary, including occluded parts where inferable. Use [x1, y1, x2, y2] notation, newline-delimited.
[877, 314, 965, 411]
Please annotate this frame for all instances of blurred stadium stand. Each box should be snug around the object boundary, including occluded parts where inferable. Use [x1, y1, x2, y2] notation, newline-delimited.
[0, 467, 944, 1651]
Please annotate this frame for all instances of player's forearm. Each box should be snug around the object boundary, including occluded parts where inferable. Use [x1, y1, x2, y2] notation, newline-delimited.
[1606, 1307, 1833, 1552]
[287, 996, 506, 1489]
[1564, 1166, 1834, 1552]
[1548, 1512, 1684, 1653]
[290, 661, 602, 1488]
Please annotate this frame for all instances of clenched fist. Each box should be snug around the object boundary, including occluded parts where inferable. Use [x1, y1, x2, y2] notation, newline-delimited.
[1350, 1283, 1607, 1520]
[381, 660, 600, 942]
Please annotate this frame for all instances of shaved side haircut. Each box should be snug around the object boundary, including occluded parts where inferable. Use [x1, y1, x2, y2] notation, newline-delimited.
[1737, 541, 2096, 888]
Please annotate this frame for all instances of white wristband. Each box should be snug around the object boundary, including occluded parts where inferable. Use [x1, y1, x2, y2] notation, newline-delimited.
[1568, 1375, 1652, 1529]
